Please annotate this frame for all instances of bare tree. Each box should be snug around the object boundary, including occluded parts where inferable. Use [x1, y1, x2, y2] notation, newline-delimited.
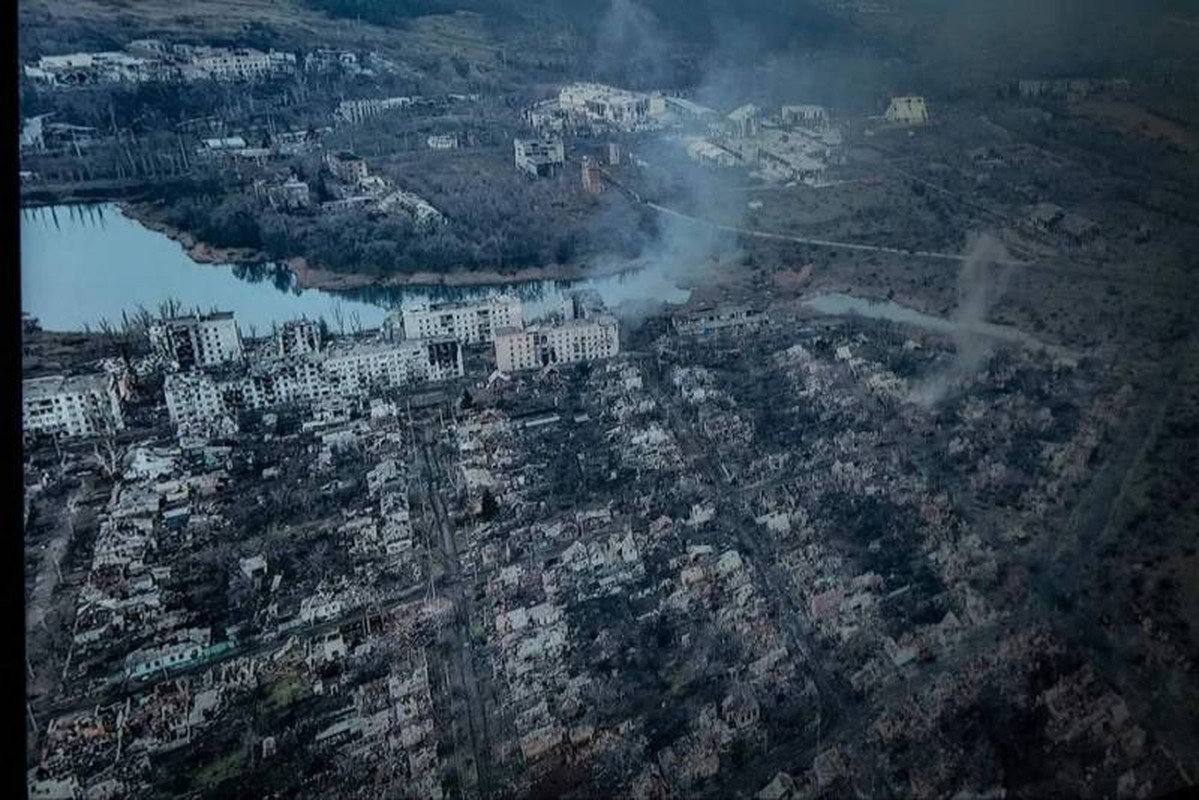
[332, 301, 346, 336]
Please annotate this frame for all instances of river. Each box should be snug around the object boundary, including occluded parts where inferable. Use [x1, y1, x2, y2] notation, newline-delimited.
[20, 203, 690, 333]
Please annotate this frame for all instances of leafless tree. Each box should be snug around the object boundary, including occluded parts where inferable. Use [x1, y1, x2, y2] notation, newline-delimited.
[332, 301, 346, 336]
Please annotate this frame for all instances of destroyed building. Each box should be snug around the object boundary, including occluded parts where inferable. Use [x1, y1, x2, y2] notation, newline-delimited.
[391, 295, 523, 346]
[514, 138, 565, 178]
[23, 373, 124, 439]
[148, 312, 243, 371]
[163, 338, 463, 434]
[277, 319, 323, 358]
[493, 315, 620, 373]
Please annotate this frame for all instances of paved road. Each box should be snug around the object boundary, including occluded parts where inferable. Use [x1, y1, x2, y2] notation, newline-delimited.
[26, 483, 86, 635]
[418, 429, 494, 799]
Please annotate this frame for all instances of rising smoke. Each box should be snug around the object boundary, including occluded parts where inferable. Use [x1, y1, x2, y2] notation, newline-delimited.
[909, 232, 1012, 406]
[586, 0, 749, 323]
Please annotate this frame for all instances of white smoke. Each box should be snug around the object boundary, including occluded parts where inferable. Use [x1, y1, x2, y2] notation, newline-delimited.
[909, 232, 1012, 406]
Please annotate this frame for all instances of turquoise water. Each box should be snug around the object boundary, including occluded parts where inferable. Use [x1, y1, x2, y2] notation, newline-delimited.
[20, 203, 691, 333]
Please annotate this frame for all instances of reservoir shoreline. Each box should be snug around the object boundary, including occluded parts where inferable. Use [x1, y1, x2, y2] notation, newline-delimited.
[118, 201, 641, 292]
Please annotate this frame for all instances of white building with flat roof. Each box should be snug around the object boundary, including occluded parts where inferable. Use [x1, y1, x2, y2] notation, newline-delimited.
[494, 315, 619, 373]
[399, 295, 523, 345]
[24, 373, 124, 439]
[149, 312, 243, 371]
[885, 96, 929, 125]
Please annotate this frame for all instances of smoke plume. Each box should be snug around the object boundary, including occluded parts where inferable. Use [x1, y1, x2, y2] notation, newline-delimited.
[909, 232, 1012, 406]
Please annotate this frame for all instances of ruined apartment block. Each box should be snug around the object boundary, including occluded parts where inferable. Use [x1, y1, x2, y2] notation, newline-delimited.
[394, 294, 524, 346]
[493, 315, 620, 373]
[148, 312, 243, 371]
[164, 338, 463, 434]
[23, 373, 124, 439]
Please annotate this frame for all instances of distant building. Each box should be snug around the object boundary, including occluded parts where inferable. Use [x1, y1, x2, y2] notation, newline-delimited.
[514, 138, 565, 178]
[278, 319, 323, 357]
[326, 151, 369, 184]
[19, 114, 50, 152]
[664, 96, 718, 120]
[149, 312, 243, 371]
[685, 138, 740, 168]
[24, 51, 156, 87]
[781, 104, 829, 129]
[304, 49, 358, 73]
[335, 96, 415, 124]
[558, 82, 663, 130]
[726, 104, 761, 138]
[185, 47, 295, 82]
[885, 96, 929, 125]
[256, 177, 311, 210]
[23, 44, 294, 88]
[398, 295, 523, 346]
[581, 156, 605, 194]
[198, 136, 248, 155]
[1017, 78, 1129, 100]
[672, 303, 767, 337]
[24, 373, 124, 439]
[426, 134, 458, 150]
[494, 315, 620, 372]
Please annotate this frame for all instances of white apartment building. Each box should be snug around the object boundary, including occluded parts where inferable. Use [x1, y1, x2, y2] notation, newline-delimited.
[163, 339, 463, 433]
[149, 312, 243, 371]
[493, 315, 620, 373]
[23, 373, 124, 439]
[400, 295, 523, 345]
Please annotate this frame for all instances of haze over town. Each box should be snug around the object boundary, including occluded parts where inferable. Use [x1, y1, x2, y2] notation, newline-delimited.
[19, 1, 1199, 798]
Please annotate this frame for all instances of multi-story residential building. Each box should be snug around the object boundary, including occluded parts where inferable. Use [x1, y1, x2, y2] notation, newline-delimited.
[277, 319, 323, 358]
[514, 138, 565, 178]
[397, 295, 524, 346]
[163, 339, 463, 433]
[149, 312, 243, 371]
[23, 373, 124, 439]
[493, 315, 620, 373]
